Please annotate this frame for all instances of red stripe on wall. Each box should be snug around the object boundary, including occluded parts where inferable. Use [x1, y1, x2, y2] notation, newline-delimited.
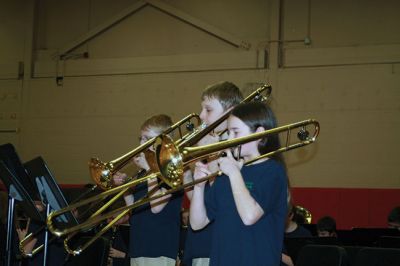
[1, 182, 398, 229]
[291, 188, 400, 229]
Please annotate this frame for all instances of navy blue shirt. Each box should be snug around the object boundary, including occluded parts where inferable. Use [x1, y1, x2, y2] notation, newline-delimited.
[183, 184, 213, 264]
[183, 222, 213, 263]
[205, 160, 288, 266]
[285, 225, 312, 238]
[129, 181, 183, 259]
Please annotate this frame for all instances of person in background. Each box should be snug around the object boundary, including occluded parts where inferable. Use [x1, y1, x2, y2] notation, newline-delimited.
[282, 203, 311, 266]
[316, 216, 337, 237]
[109, 225, 130, 266]
[285, 204, 312, 238]
[387, 206, 400, 230]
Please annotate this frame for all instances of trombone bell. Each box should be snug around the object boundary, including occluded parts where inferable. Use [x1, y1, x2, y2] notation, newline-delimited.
[155, 135, 184, 187]
[89, 158, 114, 190]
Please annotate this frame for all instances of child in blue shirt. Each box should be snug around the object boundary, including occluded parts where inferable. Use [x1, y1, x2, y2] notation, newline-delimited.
[190, 102, 288, 266]
[184, 81, 243, 266]
[114, 114, 182, 266]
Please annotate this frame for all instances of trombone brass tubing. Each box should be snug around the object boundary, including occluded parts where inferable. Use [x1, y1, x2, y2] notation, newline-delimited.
[90, 85, 270, 190]
[47, 115, 199, 251]
[156, 119, 320, 180]
[58, 172, 220, 255]
[19, 184, 99, 257]
[48, 119, 319, 255]
[62, 179, 164, 255]
[19, 232, 44, 258]
[46, 172, 159, 238]
[90, 113, 200, 190]
[57, 124, 317, 256]
[176, 84, 272, 148]
[57, 187, 129, 255]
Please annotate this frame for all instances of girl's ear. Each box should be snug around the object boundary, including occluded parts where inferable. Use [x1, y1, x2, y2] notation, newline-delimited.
[255, 126, 265, 133]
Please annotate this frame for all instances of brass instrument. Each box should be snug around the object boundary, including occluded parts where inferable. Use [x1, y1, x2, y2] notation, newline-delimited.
[57, 84, 272, 255]
[89, 84, 271, 191]
[295, 205, 312, 224]
[90, 113, 201, 190]
[46, 118, 319, 255]
[156, 119, 319, 181]
[57, 84, 270, 254]
[18, 185, 98, 257]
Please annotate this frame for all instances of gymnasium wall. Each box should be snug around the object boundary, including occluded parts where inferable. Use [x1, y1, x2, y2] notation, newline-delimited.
[0, 0, 399, 228]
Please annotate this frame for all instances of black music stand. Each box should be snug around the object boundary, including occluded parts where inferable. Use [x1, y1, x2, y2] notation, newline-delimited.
[23, 156, 79, 266]
[23, 156, 78, 228]
[0, 144, 44, 266]
[0, 144, 40, 202]
[284, 237, 340, 263]
[25, 157, 112, 266]
[344, 228, 400, 247]
[0, 161, 44, 266]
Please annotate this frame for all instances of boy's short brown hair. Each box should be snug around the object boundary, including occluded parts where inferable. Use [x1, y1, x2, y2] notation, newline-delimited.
[140, 114, 173, 135]
[201, 81, 243, 111]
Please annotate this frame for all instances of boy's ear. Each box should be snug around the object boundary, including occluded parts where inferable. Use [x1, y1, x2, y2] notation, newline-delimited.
[255, 126, 265, 133]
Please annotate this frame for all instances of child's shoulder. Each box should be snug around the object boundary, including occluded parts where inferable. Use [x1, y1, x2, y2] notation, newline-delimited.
[246, 159, 283, 171]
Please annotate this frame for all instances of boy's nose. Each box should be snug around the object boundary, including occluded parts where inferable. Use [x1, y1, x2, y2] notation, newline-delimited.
[199, 110, 206, 122]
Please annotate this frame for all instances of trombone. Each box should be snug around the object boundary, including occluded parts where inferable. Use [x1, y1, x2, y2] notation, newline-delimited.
[23, 84, 272, 256]
[89, 84, 271, 190]
[90, 112, 201, 190]
[155, 119, 320, 180]
[46, 118, 319, 255]
[43, 84, 272, 255]
[18, 114, 200, 258]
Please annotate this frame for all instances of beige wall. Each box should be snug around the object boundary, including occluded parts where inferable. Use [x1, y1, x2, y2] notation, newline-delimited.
[0, 0, 399, 188]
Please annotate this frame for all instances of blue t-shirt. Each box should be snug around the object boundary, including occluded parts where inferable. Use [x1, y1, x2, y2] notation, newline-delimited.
[183, 184, 213, 263]
[129, 181, 183, 259]
[205, 159, 288, 266]
[183, 222, 213, 263]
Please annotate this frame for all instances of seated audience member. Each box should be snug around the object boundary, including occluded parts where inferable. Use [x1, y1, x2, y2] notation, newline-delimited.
[285, 204, 312, 238]
[387, 206, 400, 230]
[109, 226, 129, 266]
[316, 216, 337, 237]
[282, 204, 310, 266]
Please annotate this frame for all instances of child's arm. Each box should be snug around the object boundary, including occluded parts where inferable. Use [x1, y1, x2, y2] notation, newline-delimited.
[219, 151, 264, 225]
[132, 152, 171, 213]
[189, 162, 211, 230]
[183, 169, 194, 200]
[147, 177, 171, 213]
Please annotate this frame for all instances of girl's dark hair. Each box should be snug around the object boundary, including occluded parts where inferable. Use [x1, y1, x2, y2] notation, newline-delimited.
[231, 101, 285, 165]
